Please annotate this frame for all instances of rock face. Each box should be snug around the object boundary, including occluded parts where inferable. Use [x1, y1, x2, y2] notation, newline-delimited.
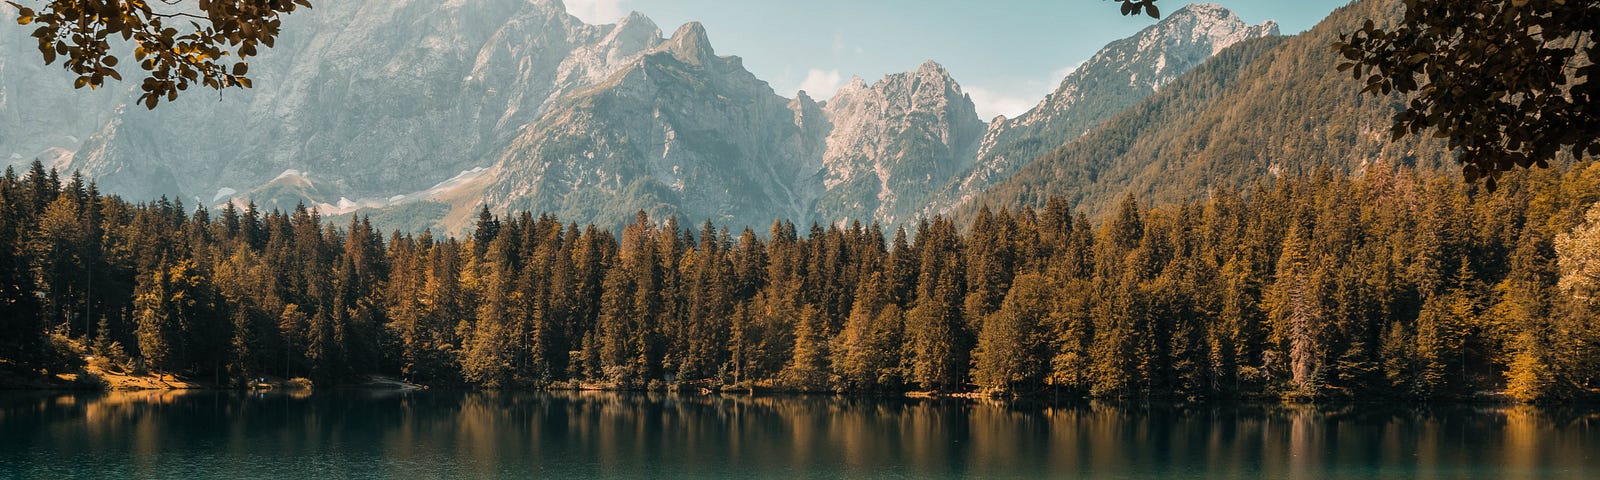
[477, 21, 828, 231]
[0, 1, 1275, 233]
[813, 61, 985, 226]
[3, 0, 604, 208]
[921, 3, 1279, 218]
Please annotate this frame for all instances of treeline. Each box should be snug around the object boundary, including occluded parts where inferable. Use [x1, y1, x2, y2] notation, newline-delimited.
[2, 160, 1599, 402]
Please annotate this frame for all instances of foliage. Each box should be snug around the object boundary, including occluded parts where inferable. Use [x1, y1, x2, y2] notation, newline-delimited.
[1113, 0, 1162, 19]
[5, 0, 311, 108]
[1556, 202, 1600, 304]
[1334, 0, 1598, 190]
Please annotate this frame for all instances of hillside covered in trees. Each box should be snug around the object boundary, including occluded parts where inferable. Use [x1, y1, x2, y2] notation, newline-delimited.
[958, 0, 1456, 222]
[2, 161, 1599, 402]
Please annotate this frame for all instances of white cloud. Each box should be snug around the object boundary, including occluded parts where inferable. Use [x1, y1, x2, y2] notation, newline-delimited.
[564, 0, 626, 24]
[965, 86, 1037, 120]
[797, 69, 843, 99]
[967, 60, 1089, 120]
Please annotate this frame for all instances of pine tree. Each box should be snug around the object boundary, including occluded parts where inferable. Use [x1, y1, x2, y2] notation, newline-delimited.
[1048, 279, 1094, 394]
[1494, 231, 1559, 401]
[906, 217, 968, 392]
[832, 273, 892, 391]
[462, 234, 517, 388]
[133, 271, 175, 369]
[972, 273, 1055, 394]
[1412, 294, 1459, 397]
[278, 303, 308, 379]
[1266, 222, 1325, 397]
[1089, 275, 1135, 398]
[780, 306, 829, 391]
[0, 169, 46, 366]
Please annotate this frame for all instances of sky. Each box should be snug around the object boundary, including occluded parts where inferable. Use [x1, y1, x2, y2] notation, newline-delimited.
[562, 0, 1352, 119]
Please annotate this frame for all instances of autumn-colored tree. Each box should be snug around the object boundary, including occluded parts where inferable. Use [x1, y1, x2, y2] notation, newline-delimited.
[972, 273, 1056, 394]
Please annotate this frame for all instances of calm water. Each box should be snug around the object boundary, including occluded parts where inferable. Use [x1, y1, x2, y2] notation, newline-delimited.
[1, 390, 1598, 479]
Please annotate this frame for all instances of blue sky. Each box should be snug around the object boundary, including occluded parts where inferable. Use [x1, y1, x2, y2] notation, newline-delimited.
[563, 0, 1351, 119]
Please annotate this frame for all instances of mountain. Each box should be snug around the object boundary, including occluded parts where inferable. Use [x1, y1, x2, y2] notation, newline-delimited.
[470, 21, 828, 231]
[3, 0, 831, 231]
[2, 0, 633, 211]
[811, 61, 986, 226]
[922, 3, 1278, 218]
[0, 1, 1279, 233]
[959, 0, 1456, 221]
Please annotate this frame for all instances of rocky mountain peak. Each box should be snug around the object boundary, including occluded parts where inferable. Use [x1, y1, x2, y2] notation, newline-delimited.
[1152, 3, 1281, 56]
[793, 89, 818, 105]
[665, 22, 714, 65]
[600, 11, 661, 63]
[813, 60, 985, 226]
[529, 0, 572, 18]
[1172, 3, 1230, 20]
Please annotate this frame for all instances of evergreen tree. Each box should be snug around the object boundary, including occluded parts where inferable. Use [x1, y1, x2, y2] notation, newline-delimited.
[906, 217, 968, 392]
[972, 273, 1055, 394]
[1265, 222, 1325, 397]
[780, 305, 829, 391]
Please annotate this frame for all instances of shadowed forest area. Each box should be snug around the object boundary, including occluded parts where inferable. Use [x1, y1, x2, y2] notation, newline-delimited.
[2, 160, 1599, 403]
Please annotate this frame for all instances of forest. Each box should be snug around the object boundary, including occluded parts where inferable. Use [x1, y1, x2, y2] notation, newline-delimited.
[2, 160, 1598, 403]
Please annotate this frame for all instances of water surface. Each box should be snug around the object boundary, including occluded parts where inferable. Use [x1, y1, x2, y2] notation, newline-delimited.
[2, 390, 1597, 479]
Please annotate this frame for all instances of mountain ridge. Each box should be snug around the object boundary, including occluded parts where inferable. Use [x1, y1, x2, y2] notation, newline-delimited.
[0, 1, 1279, 234]
[921, 3, 1279, 220]
[957, 0, 1456, 222]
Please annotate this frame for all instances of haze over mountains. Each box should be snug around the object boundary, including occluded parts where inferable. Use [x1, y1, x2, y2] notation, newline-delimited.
[1, 1, 1323, 233]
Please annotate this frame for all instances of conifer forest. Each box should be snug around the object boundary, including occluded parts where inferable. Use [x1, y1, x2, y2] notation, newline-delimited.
[3, 161, 1600, 403]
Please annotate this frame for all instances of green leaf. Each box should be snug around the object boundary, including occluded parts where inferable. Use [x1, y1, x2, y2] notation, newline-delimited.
[1146, 4, 1159, 19]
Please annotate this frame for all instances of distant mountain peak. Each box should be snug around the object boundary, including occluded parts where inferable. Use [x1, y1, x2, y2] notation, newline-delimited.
[611, 11, 658, 33]
[813, 58, 984, 225]
[1173, 2, 1230, 18]
[599, 11, 661, 63]
[666, 22, 714, 64]
[1152, 3, 1281, 55]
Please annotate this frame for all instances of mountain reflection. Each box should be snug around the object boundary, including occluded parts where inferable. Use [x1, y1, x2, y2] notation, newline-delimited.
[2, 391, 1597, 479]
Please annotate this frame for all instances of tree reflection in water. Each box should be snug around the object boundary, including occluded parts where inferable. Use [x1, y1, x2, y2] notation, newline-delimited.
[1, 391, 1597, 479]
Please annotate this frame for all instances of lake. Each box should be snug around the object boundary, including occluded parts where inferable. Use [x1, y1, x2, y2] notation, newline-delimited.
[1, 390, 1597, 479]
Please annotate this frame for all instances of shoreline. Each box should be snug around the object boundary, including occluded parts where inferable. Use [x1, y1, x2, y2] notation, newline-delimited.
[1, 361, 1582, 406]
[5, 378, 1565, 407]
